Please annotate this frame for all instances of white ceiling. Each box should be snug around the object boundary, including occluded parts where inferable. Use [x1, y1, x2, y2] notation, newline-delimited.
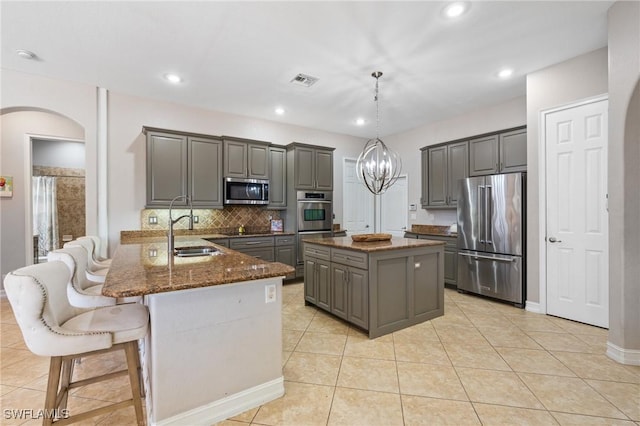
[1, 1, 612, 138]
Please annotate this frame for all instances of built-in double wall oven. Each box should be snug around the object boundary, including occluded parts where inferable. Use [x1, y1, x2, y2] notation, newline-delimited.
[296, 190, 333, 264]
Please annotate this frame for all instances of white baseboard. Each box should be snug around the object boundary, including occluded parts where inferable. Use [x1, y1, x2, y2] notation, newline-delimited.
[606, 341, 640, 366]
[525, 300, 543, 314]
[152, 376, 284, 426]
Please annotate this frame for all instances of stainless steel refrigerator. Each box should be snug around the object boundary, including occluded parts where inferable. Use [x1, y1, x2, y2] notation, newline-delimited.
[457, 173, 525, 307]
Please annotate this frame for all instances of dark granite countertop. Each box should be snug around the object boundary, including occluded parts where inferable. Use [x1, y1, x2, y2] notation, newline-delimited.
[102, 236, 295, 297]
[409, 224, 457, 237]
[304, 236, 445, 253]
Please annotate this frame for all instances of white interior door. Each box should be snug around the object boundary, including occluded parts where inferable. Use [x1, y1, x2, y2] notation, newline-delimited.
[377, 175, 408, 237]
[545, 98, 608, 327]
[343, 159, 374, 235]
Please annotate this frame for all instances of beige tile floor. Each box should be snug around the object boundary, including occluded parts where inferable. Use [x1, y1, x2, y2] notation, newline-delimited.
[1, 283, 639, 425]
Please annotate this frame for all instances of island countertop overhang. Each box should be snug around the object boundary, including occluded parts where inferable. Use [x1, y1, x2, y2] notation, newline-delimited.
[102, 237, 295, 298]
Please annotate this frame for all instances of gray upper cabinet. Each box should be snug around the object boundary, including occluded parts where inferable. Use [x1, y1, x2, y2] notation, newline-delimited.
[223, 137, 270, 179]
[267, 146, 287, 208]
[426, 145, 447, 207]
[146, 131, 188, 207]
[469, 135, 499, 176]
[145, 128, 222, 208]
[315, 149, 334, 190]
[190, 136, 223, 208]
[420, 149, 429, 208]
[423, 141, 468, 208]
[499, 128, 527, 173]
[469, 127, 527, 176]
[288, 143, 334, 190]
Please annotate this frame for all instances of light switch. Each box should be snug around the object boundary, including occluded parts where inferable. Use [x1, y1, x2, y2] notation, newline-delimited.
[193, 216, 199, 223]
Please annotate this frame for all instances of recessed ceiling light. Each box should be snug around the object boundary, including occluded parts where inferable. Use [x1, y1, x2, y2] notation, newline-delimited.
[16, 49, 37, 60]
[443, 2, 469, 19]
[164, 73, 182, 84]
[498, 68, 514, 79]
[275, 107, 285, 115]
[356, 118, 365, 126]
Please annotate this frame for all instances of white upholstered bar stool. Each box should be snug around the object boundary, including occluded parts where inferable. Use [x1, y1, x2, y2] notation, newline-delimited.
[87, 235, 112, 267]
[3, 261, 148, 426]
[47, 247, 140, 308]
[63, 238, 109, 283]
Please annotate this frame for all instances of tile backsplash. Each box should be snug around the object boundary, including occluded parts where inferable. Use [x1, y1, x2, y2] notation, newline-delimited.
[141, 206, 283, 232]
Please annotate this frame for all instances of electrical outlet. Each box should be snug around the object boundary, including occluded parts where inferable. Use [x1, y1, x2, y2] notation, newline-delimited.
[193, 216, 199, 223]
[149, 216, 158, 225]
[265, 284, 276, 303]
[148, 249, 158, 257]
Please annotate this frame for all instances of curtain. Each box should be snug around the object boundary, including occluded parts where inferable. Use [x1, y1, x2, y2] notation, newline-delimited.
[32, 176, 59, 257]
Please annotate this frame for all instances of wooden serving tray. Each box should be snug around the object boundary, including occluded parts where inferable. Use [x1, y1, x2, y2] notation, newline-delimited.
[351, 233, 392, 242]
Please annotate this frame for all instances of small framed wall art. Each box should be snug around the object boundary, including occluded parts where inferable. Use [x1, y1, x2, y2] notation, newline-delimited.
[0, 176, 13, 198]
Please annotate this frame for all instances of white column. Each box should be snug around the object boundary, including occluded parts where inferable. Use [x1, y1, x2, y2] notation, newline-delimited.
[97, 87, 109, 257]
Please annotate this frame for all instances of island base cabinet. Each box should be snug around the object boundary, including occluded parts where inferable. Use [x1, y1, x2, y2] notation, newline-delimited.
[369, 249, 444, 338]
[305, 242, 444, 338]
[304, 256, 330, 311]
[330, 264, 368, 329]
[348, 267, 369, 330]
[142, 277, 284, 425]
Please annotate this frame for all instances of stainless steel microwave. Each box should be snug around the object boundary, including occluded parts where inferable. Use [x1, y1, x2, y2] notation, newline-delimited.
[223, 177, 269, 205]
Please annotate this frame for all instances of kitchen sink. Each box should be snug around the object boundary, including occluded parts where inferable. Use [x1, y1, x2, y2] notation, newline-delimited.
[173, 246, 220, 257]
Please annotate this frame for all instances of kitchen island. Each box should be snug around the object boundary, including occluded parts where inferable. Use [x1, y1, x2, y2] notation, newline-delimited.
[303, 236, 445, 338]
[103, 237, 294, 426]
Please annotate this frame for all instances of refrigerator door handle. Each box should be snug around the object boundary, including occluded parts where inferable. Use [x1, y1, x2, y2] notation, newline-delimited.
[478, 185, 485, 243]
[459, 252, 518, 262]
[485, 185, 493, 245]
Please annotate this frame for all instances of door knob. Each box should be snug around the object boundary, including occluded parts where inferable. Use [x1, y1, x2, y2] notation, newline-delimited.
[548, 237, 562, 243]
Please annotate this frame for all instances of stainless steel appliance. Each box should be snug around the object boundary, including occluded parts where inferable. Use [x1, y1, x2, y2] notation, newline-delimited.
[296, 191, 333, 264]
[457, 172, 525, 307]
[223, 177, 269, 205]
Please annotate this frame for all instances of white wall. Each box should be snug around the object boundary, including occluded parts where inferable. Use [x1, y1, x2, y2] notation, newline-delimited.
[0, 110, 85, 280]
[33, 138, 85, 168]
[385, 96, 526, 226]
[526, 48, 608, 304]
[107, 91, 366, 252]
[607, 1, 640, 360]
[0, 69, 366, 276]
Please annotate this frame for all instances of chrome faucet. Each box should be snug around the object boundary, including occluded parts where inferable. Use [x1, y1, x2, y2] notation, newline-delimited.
[168, 195, 194, 259]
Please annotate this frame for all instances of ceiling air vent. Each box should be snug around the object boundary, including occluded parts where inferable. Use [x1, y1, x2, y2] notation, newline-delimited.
[290, 73, 319, 87]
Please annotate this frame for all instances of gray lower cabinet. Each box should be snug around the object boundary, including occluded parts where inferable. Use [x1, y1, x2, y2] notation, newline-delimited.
[275, 235, 296, 268]
[223, 137, 270, 179]
[305, 242, 444, 338]
[229, 236, 275, 262]
[417, 235, 457, 288]
[145, 129, 222, 208]
[268, 146, 287, 208]
[205, 238, 229, 248]
[330, 263, 369, 330]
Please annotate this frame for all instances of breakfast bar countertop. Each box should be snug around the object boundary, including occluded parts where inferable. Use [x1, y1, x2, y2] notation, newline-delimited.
[305, 236, 445, 253]
[102, 236, 295, 298]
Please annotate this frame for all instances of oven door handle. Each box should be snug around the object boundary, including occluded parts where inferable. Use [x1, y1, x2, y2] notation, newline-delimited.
[297, 201, 332, 204]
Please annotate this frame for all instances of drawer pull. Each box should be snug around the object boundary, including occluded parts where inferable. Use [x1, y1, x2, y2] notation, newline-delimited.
[244, 241, 265, 245]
